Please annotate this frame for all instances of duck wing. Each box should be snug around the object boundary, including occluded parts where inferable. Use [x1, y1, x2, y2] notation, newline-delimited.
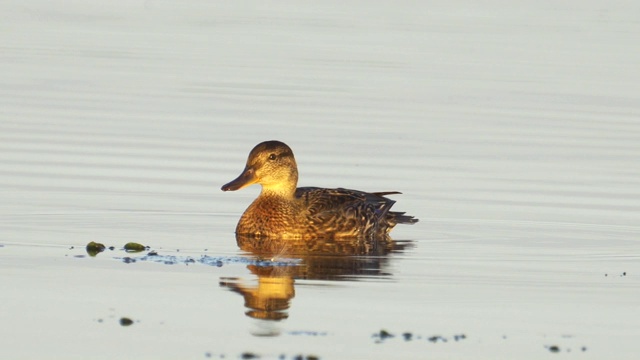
[295, 187, 416, 237]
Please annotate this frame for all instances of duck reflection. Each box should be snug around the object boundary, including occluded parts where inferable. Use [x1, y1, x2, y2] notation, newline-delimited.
[219, 235, 411, 322]
[220, 265, 294, 321]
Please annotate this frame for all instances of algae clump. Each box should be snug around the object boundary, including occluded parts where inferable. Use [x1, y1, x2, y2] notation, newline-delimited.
[124, 242, 147, 252]
[86, 242, 106, 256]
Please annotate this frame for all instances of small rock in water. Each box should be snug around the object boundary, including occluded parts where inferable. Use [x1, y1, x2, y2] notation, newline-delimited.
[402, 332, 413, 341]
[119, 317, 134, 326]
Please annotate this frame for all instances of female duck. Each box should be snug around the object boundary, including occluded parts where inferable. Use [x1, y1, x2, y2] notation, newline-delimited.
[221, 141, 417, 239]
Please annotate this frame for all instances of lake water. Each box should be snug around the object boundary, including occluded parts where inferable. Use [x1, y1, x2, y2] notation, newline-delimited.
[1, 1, 639, 359]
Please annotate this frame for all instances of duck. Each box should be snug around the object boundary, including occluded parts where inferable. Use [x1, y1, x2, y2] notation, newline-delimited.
[221, 140, 418, 240]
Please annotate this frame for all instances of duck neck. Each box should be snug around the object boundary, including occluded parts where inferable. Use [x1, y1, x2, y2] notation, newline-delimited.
[260, 168, 298, 199]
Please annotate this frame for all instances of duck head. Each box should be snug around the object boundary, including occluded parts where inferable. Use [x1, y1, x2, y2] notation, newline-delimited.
[221, 140, 299, 196]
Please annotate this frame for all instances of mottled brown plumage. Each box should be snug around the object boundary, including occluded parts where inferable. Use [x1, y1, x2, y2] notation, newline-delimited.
[221, 140, 417, 240]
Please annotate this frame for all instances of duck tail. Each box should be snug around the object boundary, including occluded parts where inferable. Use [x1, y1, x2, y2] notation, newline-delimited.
[390, 211, 419, 225]
[373, 191, 419, 227]
[373, 191, 402, 197]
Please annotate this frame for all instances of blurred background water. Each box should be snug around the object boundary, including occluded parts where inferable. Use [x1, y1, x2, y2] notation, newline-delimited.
[1, 1, 639, 359]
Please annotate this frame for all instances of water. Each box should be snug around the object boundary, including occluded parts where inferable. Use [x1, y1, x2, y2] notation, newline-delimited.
[1, 1, 639, 359]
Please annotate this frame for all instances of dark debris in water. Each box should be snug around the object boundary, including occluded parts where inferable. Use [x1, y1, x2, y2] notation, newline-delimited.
[544, 344, 587, 354]
[427, 335, 447, 343]
[116, 253, 301, 268]
[119, 317, 134, 326]
[372, 329, 394, 343]
[204, 353, 319, 360]
[287, 330, 327, 337]
[453, 334, 466, 341]
[76, 242, 302, 268]
[547, 345, 560, 353]
[373, 329, 467, 344]
[604, 271, 628, 277]
[293, 355, 320, 360]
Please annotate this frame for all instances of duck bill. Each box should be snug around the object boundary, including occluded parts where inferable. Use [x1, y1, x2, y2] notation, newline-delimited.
[221, 166, 258, 191]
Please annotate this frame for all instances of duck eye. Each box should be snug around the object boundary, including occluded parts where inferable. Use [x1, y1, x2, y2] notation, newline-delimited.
[268, 153, 277, 161]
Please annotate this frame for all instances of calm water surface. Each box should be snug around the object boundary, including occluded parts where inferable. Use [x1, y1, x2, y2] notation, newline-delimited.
[1, 1, 639, 359]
